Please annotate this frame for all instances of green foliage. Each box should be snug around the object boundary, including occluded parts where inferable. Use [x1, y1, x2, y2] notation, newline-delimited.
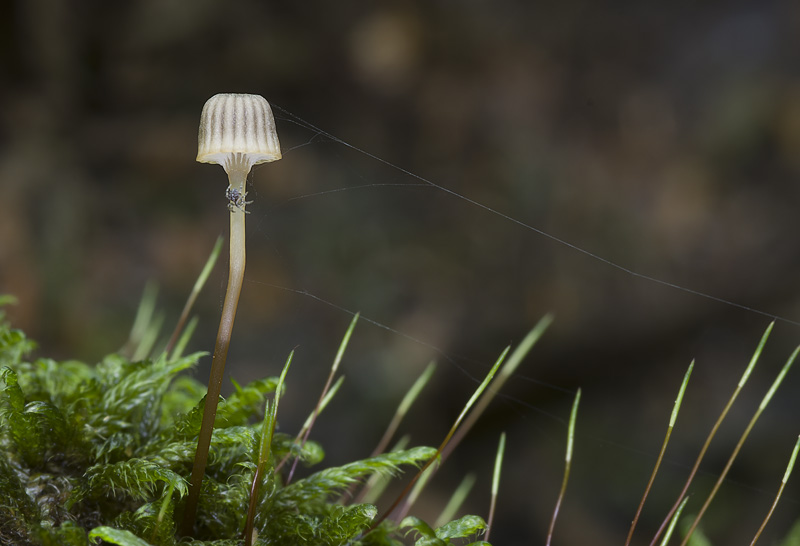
[276, 447, 436, 508]
[272, 432, 325, 467]
[89, 526, 153, 546]
[0, 299, 482, 545]
[217, 378, 279, 428]
[79, 459, 188, 503]
[401, 515, 488, 546]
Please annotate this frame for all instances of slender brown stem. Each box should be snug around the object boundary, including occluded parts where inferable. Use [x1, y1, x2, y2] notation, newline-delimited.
[649, 323, 774, 546]
[181, 164, 249, 536]
[625, 362, 693, 546]
[628, 430, 675, 545]
[381, 323, 546, 528]
[284, 404, 320, 485]
[377, 452, 438, 529]
[648, 396, 730, 545]
[441, 316, 551, 463]
[679, 345, 798, 546]
[390, 318, 551, 520]
[546, 388, 580, 546]
[244, 462, 265, 546]
[369, 347, 508, 532]
[750, 435, 800, 546]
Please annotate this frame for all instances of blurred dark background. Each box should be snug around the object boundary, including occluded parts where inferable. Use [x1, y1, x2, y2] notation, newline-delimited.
[2, 1, 800, 544]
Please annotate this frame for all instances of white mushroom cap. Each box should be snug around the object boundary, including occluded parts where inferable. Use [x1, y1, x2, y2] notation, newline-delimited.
[197, 93, 282, 172]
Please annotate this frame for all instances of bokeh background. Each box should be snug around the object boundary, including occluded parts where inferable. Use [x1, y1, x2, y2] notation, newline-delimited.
[2, 1, 800, 544]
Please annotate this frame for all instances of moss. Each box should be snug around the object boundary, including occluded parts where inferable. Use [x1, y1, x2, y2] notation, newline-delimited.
[0, 300, 488, 546]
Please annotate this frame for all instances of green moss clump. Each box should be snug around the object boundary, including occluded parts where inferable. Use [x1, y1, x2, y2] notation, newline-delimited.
[0, 300, 489, 546]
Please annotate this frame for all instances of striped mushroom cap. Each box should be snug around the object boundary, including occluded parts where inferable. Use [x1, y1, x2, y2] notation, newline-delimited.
[197, 93, 282, 172]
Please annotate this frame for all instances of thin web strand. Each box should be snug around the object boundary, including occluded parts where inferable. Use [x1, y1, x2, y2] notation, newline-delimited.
[251, 107, 800, 507]
[245, 278, 573, 399]
[274, 183, 431, 207]
[242, 279, 799, 506]
[271, 104, 800, 329]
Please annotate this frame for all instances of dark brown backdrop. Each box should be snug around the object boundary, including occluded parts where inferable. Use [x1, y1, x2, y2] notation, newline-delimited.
[2, 2, 800, 544]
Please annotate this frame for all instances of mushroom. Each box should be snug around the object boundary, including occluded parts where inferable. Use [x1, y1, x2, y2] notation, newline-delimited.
[182, 93, 281, 535]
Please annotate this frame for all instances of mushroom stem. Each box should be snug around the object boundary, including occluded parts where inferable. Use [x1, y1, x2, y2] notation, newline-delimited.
[182, 93, 281, 536]
[182, 159, 250, 535]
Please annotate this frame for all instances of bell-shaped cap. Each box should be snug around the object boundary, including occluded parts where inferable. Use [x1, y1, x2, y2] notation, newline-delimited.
[197, 93, 282, 171]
